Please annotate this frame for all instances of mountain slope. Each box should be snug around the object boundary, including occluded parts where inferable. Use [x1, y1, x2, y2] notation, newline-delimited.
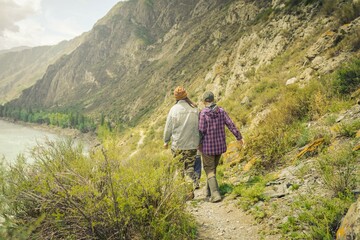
[7, 0, 359, 126]
[6, 0, 257, 122]
[0, 34, 86, 104]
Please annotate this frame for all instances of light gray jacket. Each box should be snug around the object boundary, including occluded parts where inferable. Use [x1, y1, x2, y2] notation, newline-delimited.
[164, 100, 200, 150]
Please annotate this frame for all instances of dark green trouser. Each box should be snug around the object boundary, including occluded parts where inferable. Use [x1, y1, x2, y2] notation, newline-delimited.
[201, 153, 221, 179]
[172, 149, 197, 184]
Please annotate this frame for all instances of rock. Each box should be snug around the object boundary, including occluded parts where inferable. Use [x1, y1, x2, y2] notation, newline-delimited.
[250, 108, 271, 128]
[264, 183, 288, 199]
[281, 216, 289, 224]
[296, 138, 325, 158]
[243, 157, 257, 172]
[241, 96, 250, 105]
[351, 88, 360, 99]
[311, 56, 324, 70]
[266, 192, 287, 199]
[352, 189, 360, 198]
[336, 115, 345, 122]
[266, 180, 284, 186]
[286, 77, 298, 85]
[255, 201, 264, 208]
[306, 30, 341, 60]
[336, 198, 360, 239]
[299, 68, 313, 81]
[339, 23, 351, 34]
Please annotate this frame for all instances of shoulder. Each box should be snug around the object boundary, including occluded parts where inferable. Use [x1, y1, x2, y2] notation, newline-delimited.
[218, 107, 229, 118]
[200, 108, 209, 115]
[217, 106, 226, 113]
[169, 104, 180, 114]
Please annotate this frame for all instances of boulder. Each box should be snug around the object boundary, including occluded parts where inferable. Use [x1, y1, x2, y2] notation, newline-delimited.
[286, 77, 297, 85]
[336, 198, 360, 239]
[299, 68, 313, 81]
[311, 56, 324, 70]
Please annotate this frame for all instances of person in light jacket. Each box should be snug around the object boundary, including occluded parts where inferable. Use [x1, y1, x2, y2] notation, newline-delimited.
[164, 86, 200, 200]
[199, 91, 244, 202]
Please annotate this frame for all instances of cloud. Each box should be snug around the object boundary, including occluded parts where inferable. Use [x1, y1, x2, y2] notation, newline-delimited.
[0, 0, 119, 50]
[0, 0, 40, 35]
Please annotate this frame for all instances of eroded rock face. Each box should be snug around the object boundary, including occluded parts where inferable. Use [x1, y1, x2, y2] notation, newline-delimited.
[336, 198, 360, 240]
[5, 0, 360, 125]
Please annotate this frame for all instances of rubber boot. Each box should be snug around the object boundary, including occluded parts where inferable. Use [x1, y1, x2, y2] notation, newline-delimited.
[205, 181, 211, 199]
[208, 176, 222, 203]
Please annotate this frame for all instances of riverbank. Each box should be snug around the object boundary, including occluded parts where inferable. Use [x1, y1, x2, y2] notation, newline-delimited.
[0, 118, 100, 150]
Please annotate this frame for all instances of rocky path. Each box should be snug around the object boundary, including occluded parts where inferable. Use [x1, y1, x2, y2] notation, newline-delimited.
[188, 187, 280, 240]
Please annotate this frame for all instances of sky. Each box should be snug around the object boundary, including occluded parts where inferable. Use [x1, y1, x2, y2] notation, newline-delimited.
[0, 0, 121, 50]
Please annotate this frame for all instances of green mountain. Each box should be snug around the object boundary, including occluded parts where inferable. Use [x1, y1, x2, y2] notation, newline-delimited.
[0, 35, 86, 104]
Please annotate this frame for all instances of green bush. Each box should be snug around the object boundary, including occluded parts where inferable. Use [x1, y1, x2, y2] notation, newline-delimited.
[246, 84, 316, 169]
[0, 139, 196, 240]
[317, 142, 359, 194]
[232, 175, 273, 210]
[333, 58, 360, 95]
[337, 120, 360, 138]
[336, 1, 360, 24]
[281, 194, 354, 239]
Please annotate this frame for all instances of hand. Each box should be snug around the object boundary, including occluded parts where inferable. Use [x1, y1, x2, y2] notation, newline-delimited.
[164, 143, 169, 149]
[238, 139, 245, 148]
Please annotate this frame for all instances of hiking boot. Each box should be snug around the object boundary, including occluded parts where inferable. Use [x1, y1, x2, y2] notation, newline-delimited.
[208, 177, 222, 203]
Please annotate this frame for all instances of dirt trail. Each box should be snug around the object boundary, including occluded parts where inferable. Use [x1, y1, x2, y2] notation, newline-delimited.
[128, 130, 145, 158]
[188, 187, 280, 240]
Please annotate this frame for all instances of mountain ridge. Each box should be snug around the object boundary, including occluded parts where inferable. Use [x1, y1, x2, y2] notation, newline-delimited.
[0, 34, 88, 104]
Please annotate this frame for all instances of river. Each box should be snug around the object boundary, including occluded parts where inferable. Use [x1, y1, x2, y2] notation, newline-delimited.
[0, 120, 64, 164]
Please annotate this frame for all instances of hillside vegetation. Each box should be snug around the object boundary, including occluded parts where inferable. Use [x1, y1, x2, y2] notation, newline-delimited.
[0, 0, 360, 239]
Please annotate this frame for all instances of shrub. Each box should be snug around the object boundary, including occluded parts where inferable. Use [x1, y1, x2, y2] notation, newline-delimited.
[317, 142, 359, 194]
[246, 85, 315, 169]
[336, 1, 360, 24]
[281, 194, 354, 239]
[333, 58, 360, 96]
[0, 139, 196, 240]
[337, 120, 360, 138]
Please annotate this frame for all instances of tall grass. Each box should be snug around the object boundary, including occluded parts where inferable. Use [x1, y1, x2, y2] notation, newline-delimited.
[0, 138, 196, 239]
[281, 194, 354, 239]
[317, 142, 359, 194]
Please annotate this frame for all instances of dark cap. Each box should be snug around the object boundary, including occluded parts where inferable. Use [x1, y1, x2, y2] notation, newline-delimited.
[203, 91, 214, 102]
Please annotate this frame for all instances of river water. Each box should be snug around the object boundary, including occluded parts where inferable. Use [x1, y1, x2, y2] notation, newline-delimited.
[0, 120, 60, 164]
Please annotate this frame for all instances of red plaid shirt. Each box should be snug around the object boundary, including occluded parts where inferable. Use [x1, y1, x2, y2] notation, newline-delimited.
[199, 105, 242, 155]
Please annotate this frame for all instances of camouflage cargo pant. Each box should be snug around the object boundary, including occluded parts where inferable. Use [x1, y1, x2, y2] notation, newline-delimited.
[171, 149, 197, 185]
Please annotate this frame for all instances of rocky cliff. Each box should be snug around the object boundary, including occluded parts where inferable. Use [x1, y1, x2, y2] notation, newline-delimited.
[0, 35, 86, 104]
[4, 0, 360, 125]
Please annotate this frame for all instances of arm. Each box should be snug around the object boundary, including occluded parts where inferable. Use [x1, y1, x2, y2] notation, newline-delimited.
[198, 111, 207, 141]
[163, 110, 173, 146]
[223, 110, 242, 140]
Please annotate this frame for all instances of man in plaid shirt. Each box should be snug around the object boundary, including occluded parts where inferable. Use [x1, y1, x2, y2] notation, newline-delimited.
[199, 91, 244, 202]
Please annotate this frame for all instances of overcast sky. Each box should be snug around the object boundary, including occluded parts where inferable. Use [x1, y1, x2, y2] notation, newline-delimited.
[0, 0, 121, 50]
